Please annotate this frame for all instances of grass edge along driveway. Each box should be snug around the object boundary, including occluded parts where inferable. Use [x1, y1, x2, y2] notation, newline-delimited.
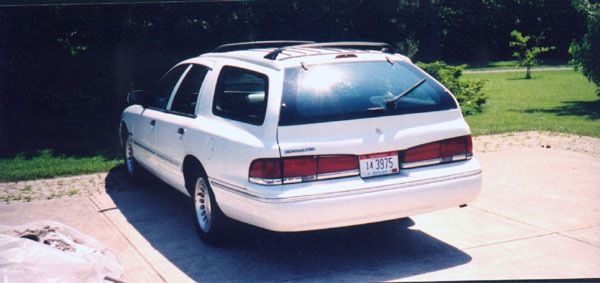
[0, 150, 121, 182]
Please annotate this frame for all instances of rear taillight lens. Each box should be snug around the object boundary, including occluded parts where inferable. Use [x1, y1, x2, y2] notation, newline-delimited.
[249, 159, 282, 185]
[317, 155, 359, 180]
[401, 135, 472, 169]
[318, 155, 358, 174]
[442, 135, 473, 159]
[283, 156, 317, 183]
[249, 155, 359, 185]
[404, 142, 440, 163]
[466, 135, 473, 154]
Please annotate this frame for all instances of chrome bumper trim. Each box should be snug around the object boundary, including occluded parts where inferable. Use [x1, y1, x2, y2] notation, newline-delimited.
[210, 169, 482, 204]
[317, 169, 360, 180]
[249, 177, 282, 185]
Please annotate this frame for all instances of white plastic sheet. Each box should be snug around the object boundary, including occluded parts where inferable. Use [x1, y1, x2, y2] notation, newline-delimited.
[0, 221, 123, 283]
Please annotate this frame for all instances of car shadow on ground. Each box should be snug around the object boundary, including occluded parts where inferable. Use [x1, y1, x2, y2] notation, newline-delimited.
[105, 167, 471, 281]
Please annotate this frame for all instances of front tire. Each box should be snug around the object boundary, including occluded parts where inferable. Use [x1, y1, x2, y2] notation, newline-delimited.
[192, 175, 229, 244]
[124, 135, 144, 180]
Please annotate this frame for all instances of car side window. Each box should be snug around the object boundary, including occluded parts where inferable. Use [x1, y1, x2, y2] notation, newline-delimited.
[170, 65, 209, 116]
[149, 65, 188, 110]
[212, 66, 269, 125]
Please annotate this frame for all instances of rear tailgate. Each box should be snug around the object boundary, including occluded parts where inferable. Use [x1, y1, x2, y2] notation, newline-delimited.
[277, 109, 470, 159]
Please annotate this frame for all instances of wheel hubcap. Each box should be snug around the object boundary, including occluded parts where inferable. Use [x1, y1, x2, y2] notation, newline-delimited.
[194, 179, 212, 233]
[125, 140, 135, 175]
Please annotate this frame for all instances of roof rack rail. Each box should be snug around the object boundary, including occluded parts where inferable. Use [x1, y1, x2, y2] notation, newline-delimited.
[264, 41, 396, 60]
[213, 41, 315, 53]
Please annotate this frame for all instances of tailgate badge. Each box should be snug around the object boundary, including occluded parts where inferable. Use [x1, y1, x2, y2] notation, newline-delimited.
[284, 147, 316, 154]
[375, 128, 383, 135]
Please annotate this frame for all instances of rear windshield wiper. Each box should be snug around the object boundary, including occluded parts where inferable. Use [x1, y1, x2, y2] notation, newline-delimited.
[366, 78, 426, 113]
[384, 78, 426, 109]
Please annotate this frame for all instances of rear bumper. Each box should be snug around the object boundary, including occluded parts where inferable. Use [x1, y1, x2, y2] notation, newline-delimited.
[210, 159, 482, 232]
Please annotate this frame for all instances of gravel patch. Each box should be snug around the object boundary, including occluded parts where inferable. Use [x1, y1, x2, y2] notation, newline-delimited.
[0, 170, 130, 204]
[1, 131, 598, 204]
[473, 131, 600, 157]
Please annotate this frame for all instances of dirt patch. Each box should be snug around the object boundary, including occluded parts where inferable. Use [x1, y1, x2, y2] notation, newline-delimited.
[473, 131, 600, 157]
[0, 170, 130, 204]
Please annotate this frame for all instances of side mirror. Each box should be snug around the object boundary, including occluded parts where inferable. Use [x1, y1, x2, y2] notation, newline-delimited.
[127, 90, 146, 106]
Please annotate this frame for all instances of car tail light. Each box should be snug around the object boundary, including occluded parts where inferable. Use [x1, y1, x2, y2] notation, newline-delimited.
[283, 156, 317, 183]
[401, 135, 473, 169]
[441, 135, 470, 158]
[249, 159, 282, 185]
[403, 142, 440, 163]
[317, 155, 358, 174]
[249, 155, 359, 185]
[466, 135, 473, 154]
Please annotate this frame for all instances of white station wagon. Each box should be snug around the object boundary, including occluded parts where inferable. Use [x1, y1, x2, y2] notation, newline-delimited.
[120, 41, 482, 243]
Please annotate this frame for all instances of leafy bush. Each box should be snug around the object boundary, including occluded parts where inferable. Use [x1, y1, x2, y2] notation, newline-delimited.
[570, 0, 600, 96]
[417, 61, 487, 115]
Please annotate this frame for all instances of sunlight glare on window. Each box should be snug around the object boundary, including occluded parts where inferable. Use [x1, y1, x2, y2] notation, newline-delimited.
[300, 67, 344, 93]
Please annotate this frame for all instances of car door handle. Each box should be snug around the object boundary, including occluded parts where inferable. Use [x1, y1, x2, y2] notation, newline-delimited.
[150, 120, 156, 126]
[177, 128, 185, 135]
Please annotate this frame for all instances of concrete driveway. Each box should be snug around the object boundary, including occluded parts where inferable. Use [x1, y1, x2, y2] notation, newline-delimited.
[1, 146, 599, 281]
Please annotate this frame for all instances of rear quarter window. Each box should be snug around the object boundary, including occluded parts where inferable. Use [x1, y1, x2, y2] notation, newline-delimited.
[212, 66, 269, 125]
[279, 61, 457, 126]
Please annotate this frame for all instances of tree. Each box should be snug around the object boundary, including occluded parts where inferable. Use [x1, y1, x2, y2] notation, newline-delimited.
[510, 30, 554, 79]
[570, 0, 600, 96]
[396, 36, 419, 59]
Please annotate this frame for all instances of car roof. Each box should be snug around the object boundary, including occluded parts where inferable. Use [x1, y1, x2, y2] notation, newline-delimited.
[182, 42, 412, 71]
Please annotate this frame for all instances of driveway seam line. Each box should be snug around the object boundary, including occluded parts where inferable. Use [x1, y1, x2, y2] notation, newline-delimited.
[558, 232, 600, 249]
[558, 224, 600, 233]
[87, 195, 167, 283]
[462, 232, 555, 250]
[470, 205, 552, 233]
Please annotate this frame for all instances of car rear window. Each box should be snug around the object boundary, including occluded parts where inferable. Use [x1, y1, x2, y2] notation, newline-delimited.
[279, 61, 457, 126]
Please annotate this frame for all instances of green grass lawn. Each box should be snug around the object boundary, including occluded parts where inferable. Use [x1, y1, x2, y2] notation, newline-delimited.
[464, 70, 600, 137]
[0, 150, 121, 182]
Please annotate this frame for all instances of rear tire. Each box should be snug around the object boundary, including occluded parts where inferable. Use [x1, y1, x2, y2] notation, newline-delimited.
[192, 175, 229, 244]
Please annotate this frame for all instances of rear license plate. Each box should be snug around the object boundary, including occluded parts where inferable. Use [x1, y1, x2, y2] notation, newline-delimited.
[359, 151, 399, 178]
